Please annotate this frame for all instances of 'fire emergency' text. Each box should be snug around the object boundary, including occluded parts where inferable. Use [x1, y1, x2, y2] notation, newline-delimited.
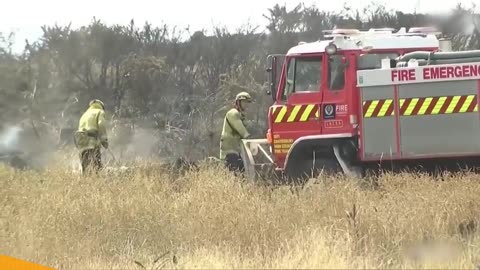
[391, 64, 480, 82]
[423, 65, 480, 80]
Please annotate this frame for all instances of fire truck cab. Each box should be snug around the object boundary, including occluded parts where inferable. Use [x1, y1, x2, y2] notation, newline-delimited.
[240, 27, 480, 182]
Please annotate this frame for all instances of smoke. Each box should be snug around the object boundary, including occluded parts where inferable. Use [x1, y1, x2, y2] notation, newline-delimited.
[0, 123, 59, 170]
[0, 125, 22, 153]
[0, 125, 28, 170]
[108, 125, 191, 165]
[128, 127, 159, 159]
[108, 126, 161, 164]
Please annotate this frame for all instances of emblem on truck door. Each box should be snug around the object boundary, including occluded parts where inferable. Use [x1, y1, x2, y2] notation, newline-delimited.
[323, 104, 336, 119]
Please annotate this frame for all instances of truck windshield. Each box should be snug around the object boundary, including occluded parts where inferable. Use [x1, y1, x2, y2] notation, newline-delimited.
[283, 57, 322, 99]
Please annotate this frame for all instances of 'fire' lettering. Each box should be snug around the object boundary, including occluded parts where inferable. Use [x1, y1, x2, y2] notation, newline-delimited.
[391, 69, 416, 82]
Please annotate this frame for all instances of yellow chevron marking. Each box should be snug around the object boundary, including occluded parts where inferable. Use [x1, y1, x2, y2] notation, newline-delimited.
[287, 105, 302, 122]
[404, 98, 419, 116]
[418, 97, 433, 115]
[445, 96, 461, 114]
[314, 108, 320, 118]
[300, 104, 314, 121]
[460, 95, 475, 113]
[431, 96, 447, 115]
[275, 106, 287, 123]
[364, 100, 379, 118]
[364, 95, 478, 118]
[377, 99, 393, 117]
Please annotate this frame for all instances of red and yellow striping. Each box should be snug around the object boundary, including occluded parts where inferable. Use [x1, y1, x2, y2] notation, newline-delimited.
[363, 94, 478, 118]
[271, 104, 320, 123]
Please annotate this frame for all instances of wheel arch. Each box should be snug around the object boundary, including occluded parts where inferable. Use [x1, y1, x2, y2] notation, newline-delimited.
[283, 133, 355, 174]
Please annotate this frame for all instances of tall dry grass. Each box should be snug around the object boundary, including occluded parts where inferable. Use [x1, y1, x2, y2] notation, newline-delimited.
[2, 154, 480, 269]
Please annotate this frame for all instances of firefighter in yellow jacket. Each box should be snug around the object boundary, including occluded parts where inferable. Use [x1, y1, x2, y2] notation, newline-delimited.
[220, 92, 252, 173]
[74, 99, 109, 175]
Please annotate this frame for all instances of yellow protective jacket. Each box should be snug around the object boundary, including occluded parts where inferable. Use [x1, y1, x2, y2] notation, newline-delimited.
[74, 103, 108, 152]
[219, 108, 250, 159]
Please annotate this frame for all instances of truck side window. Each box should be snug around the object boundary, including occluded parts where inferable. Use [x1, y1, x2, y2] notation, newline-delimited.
[328, 55, 345, 90]
[283, 58, 296, 99]
[357, 53, 399, 70]
[282, 57, 322, 100]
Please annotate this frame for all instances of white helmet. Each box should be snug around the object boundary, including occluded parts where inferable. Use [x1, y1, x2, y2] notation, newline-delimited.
[235, 92, 252, 102]
[89, 99, 105, 109]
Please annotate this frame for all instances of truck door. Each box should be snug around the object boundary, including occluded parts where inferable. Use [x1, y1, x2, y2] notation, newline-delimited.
[321, 53, 350, 134]
[270, 55, 324, 158]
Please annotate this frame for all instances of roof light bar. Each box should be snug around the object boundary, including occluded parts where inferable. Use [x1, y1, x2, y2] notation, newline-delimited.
[368, 28, 395, 33]
[320, 26, 442, 39]
[323, 29, 361, 36]
[408, 26, 439, 33]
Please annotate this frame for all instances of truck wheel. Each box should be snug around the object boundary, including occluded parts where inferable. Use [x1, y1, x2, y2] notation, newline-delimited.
[285, 157, 339, 185]
[9, 155, 28, 170]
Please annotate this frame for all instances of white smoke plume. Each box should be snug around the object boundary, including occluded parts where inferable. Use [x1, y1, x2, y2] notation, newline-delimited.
[0, 123, 59, 169]
[0, 125, 22, 153]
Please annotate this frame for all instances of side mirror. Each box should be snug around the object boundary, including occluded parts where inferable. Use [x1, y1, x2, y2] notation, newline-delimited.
[265, 54, 285, 102]
[341, 56, 349, 68]
[264, 82, 272, 95]
[265, 66, 273, 96]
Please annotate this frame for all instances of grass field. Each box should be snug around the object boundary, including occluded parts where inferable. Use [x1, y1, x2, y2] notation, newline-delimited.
[2, 153, 480, 269]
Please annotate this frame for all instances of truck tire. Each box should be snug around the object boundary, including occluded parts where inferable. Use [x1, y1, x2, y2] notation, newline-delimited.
[285, 156, 340, 185]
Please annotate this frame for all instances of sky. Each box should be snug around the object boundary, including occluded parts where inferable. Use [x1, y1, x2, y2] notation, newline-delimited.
[0, 0, 477, 53]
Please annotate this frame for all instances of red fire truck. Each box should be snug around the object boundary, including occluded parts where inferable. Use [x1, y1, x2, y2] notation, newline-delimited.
[240, 27, 480, 182]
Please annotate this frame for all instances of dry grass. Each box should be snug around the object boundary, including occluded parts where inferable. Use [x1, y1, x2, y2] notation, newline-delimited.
[2, 153, 480, 269]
